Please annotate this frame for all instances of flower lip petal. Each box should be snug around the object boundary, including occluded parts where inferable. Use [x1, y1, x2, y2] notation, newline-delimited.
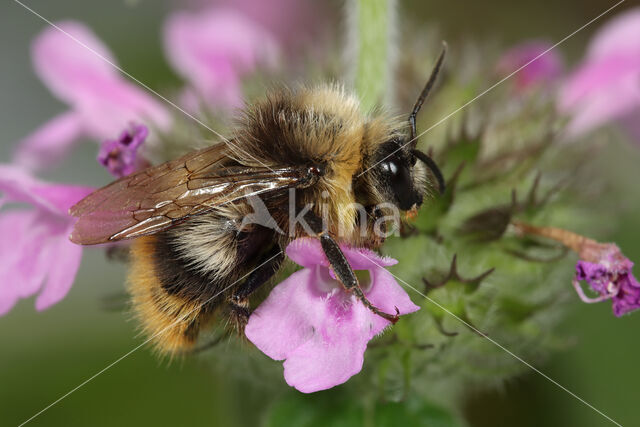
[281, 301, 371, 393]
[245, 268, 325, 361]
[248, 238, 419, 392]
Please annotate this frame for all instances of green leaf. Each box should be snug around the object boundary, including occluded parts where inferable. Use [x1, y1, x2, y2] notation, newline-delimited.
[374, 398, 460, 427]
[264, 390, 459, 427]
[264, 391, 363, 427]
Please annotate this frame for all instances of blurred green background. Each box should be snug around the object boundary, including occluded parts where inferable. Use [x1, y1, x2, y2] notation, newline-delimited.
[1, 1, 638, 426]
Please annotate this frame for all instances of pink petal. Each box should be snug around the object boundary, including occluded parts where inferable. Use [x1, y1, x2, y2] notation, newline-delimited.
[587, 7, 640, 61]
[557, 8, 640, 137]
[559, 58, 640, 136]
[30, 20, 171, 145]
[365, 268, 421, 335]
[13, 213, 62, 300]
[75, 78, 172, 138]
[341, 245, 398, 270]
[285, 238, 327, 269]
[0, 211, 35, 315]
[164, 8, 278, 108]
[13, 112, 86, 172]
[285, 238, 397, 270]
[210, 0, 324, 49]
[0, 210, 83, 316]
[247, 263, 376, 393]
[35, 224, 83, 311]
[282, 299, 371, 393]
[246, 268, 325, 360]
[0, 210, 68, 314]
[0, 164, 94, 216]
[32, 21, 118, 104]
[559, 55, 640, 109]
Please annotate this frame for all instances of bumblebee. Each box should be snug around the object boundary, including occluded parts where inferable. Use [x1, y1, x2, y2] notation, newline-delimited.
[70, 48, 447, 355]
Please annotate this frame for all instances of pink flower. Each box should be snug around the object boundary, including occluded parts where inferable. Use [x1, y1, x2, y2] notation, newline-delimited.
[245, 238, 419, 393]
[15, 21, 171, 172]
[97, 123, 149, 178]
[558, 8, 640, 137]
[0, 166, 94, 315]
[164, 7, 279, 109]
[497, 41, 564, 91]
[207, 0, 325, 50]
[574, 243, 640, 317]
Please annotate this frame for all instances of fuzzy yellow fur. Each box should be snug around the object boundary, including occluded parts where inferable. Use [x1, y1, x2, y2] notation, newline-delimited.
[128, 236, 211, 354]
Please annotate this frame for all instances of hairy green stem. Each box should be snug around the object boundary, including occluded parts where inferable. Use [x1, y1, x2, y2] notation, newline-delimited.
[347, 0, 396, 111]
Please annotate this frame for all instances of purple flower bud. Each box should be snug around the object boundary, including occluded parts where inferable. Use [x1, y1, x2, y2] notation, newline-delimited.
[97, 124, 148, 178]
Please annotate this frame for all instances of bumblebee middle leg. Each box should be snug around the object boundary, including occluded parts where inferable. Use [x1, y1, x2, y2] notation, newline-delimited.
[228, 244, 284, 331]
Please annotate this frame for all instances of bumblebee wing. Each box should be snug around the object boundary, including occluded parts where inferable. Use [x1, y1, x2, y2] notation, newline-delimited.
[70, 144, 315, 244]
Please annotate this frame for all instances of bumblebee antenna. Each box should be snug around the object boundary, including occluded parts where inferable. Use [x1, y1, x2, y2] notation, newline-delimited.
[412, 149, 446, 195]
[408, 42, 447, 146]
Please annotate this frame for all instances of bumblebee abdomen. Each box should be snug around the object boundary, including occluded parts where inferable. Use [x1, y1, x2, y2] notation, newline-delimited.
[127, 216, 277, 355]
[128, 235, 218, 354]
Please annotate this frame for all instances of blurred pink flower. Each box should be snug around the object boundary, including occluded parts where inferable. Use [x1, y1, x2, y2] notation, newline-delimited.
[558, 7, 640, 138]
[497, 41, 564, 91]
[188, 0, 325, 50]
[212, 0, 324, 49]
[0, 165, 93, 315]
[15, 21, 171, 172]
[164, 8, 279, 110]
[245, 238, 419, 393]
[98, 123, 148, 178]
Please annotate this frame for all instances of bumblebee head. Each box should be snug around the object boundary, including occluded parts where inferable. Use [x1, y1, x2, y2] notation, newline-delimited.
[369, 137, 444, 211]
[366, 43, 447, 211]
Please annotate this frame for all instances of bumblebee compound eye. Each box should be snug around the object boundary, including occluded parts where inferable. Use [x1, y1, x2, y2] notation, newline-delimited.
[380, 157, 422, 211]
[380, 160, 399, 176]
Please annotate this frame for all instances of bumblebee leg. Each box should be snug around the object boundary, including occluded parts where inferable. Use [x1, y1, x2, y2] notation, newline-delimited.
[318, 233, 399, 323]
[303, 211, 399, 322]
[228, 245, 284, 331]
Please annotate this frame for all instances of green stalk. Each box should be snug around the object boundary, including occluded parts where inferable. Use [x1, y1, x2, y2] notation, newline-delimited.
[348, 0, 396, 111]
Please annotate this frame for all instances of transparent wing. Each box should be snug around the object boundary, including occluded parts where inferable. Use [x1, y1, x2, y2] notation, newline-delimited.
[70, 144, 314, 244]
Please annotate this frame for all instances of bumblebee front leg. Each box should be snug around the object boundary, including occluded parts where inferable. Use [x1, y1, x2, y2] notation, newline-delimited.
[228, 245, 284, 331]
[318, 233, 399, 323]
[304, 211, 399, 323]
